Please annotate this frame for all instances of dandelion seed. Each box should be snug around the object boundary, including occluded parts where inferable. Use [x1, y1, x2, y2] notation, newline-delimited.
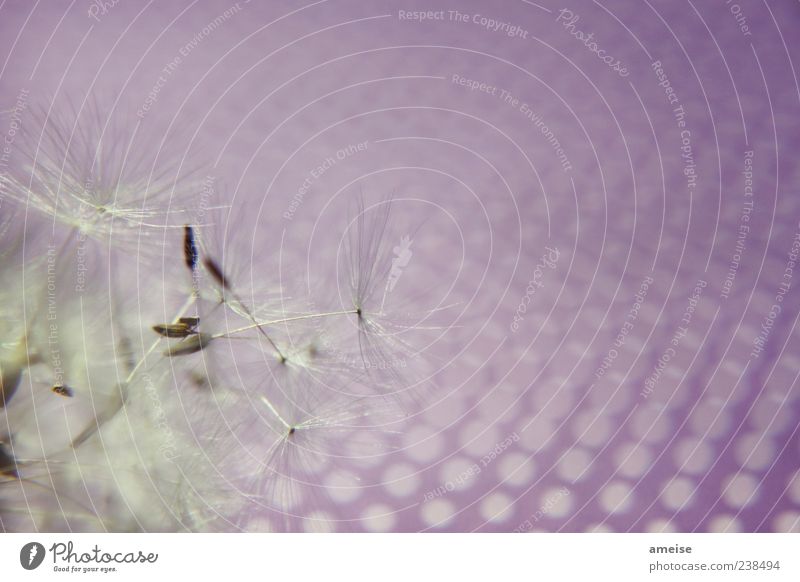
[184, 225, 199, 271]
[340, 196, 422, 387]
[152, 322, 197, 338]
[179, 316, 200, 328]
[0, 98, 202, 244]
[2, 177, 434, 532]
[51, 384, 74, 398]
[164, 333, 213, 357]
[201, 254, 289, 362]
[188, 371, 209, 389]
[203, 257, 229, 290]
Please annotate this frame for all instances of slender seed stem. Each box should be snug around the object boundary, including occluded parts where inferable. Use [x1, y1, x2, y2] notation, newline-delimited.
[259, 396, 290, 430]
[211, 309, 358, 340]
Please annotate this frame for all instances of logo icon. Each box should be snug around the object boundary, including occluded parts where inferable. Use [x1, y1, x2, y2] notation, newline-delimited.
[20, 542, 46, 570]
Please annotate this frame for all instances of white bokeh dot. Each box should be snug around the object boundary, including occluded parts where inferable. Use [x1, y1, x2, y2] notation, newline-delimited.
[661, 477, 696, 512]
[688, 399, 731, 440]
[772, 511, 800, 532]
[572, 411, 613, 448]
[787, 470, 800, 505]
[707, 514, 742, 532]
[539, 487, 573, 519]
[557, 448, 593, 482]
[383, 462, 422, 498]
[673, 436, 713, 475]
[326, 470, 362, 503]
[404, 425, 445, 463]
[722, 473, 759, 509]
[477, 384, 521, 422]
[750, 396, 792, 434]
[458, 420, 501, 456]
[497, 452, 536, 487]
[614, 442, 652, 479]
[518, 416, 555, 453]
[631, 406, 672, 443]
[424, 394, 467, 428]
[600, 481, 633, 514]
[734, 432, 775, 472]
[646, 518, 677, 533]
[421, 498, 456, 528]
[361, 504, 396, 532]
[479, 492, 514, 524]
[440, 456, 480, 492]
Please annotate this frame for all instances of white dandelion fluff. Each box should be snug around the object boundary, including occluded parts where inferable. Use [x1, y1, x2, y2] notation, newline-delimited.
[0, 96, 439, 533]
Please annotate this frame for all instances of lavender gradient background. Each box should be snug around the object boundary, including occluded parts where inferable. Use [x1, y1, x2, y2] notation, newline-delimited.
[2, 0, 800, 532]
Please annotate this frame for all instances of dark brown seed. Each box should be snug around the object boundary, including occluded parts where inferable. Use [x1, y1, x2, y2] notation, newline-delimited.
[178, 317, 200, 329]
[203, 257, 229, 289]
[152, 323, 193, 338]
[52, 384, 74, 398]
[184, 225, 198, 271]
[164, 333, 212, 356]
[189, 371, 209, 389]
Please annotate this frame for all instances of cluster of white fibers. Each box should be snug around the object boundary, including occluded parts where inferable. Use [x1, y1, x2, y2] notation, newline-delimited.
[0, 100, 437, 532]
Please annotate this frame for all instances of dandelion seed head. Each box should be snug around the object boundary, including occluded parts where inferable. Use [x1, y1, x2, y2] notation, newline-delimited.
[2, 98, 202, 246]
